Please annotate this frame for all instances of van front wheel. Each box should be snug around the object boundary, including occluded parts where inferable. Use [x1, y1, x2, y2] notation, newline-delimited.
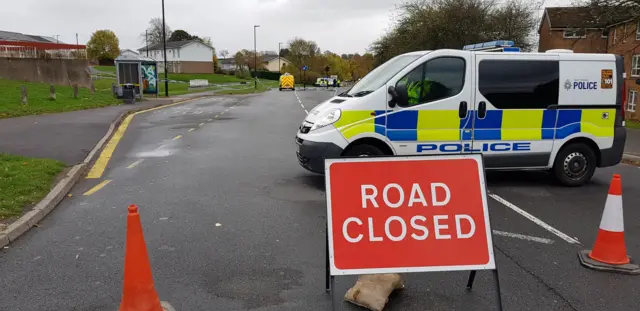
[553, 143, 596, 187]
[343, 144, 384, 157]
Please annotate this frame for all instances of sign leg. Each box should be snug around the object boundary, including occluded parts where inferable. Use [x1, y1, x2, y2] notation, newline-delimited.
[330, 276, 337, 311]
[466, 270, 477, 290]
[325, 221, 331, 293]
[493, 269, 504, 311]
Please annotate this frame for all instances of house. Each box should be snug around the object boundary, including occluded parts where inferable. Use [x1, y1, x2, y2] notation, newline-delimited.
[217, 55, 291, 73]
[138, 40, 214, 74]
[0, 30, 85, 59]
[538, 7, 640, 119]
[261, 55, 290, 72]
[219, 58, 237, 71]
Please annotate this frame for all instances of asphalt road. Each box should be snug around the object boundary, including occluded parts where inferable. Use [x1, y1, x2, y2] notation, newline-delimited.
[1, 88, 639, 310]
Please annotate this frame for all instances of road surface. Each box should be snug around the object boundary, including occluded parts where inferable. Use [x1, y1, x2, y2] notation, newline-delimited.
[1, 88, 639, 310]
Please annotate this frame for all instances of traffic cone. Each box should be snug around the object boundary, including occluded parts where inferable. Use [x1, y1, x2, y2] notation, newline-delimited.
[578, 175, 640, 274]
[119, 204, 164, 311]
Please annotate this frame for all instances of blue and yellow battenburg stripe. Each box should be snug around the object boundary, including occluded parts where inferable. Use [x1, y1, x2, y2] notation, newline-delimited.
[334, 109, 615, 141]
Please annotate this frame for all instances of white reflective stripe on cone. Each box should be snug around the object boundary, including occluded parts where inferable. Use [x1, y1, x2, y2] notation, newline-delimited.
[599, 195, 624, 232]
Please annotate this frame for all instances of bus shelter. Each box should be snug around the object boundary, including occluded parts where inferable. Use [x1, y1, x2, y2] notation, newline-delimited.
[114, 52, 159, 99]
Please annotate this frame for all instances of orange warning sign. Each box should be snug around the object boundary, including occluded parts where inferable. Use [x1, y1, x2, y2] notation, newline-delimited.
[325, 154, 495, 275]
[601, 69, 613, 89]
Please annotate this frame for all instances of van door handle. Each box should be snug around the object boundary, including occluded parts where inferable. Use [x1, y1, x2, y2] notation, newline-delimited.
[458, 101, 468, 118]
[478, 101, 487, 119]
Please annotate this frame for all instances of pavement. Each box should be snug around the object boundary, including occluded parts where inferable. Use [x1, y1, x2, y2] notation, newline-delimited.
[0, 94, 211, 165]
[0, 88, 639, 310]
[624, 127, 640, 156]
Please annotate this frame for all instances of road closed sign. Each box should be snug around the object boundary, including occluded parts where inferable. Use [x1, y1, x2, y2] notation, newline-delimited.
[325, 154, 495, 275]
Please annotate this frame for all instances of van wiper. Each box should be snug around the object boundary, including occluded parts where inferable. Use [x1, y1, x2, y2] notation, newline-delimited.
[352, 90, 373, 97]
[337, 92, 353, 97]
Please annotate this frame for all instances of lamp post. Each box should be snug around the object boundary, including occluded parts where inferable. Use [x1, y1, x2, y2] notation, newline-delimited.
[254, 25, 260, 89]
[162, 0, 169, 97]
[278, 42, 283, 74]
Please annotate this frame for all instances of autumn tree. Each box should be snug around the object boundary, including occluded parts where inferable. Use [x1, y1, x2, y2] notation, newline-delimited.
[87, 30, 120, 64]
[169, 30, 192, 42]
[141, 18, 172, 45]
[370, 0, 541, 65]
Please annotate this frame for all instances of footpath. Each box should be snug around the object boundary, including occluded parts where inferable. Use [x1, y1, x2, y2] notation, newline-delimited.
[624, 128, 640, 157]
[0, 94, 211, 165]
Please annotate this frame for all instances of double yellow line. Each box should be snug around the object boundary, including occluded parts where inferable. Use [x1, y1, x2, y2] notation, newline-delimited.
[86, 98, 201, 179]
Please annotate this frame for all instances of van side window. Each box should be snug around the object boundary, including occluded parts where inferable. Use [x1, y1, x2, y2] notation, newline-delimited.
[396, 57, 465, 106]
[478, 60, 559, 109]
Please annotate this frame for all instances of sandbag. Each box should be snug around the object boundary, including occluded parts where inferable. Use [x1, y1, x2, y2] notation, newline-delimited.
[344, 274, 404, 311]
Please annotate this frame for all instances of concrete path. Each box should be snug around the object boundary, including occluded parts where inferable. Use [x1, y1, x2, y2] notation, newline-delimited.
[624, 128, 640, 156]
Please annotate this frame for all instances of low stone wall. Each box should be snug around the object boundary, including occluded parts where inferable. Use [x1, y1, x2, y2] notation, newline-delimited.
[0, 57, 91, 88]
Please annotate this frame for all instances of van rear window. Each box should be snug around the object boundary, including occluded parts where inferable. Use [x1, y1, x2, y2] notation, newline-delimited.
[478, 60, 559, 109]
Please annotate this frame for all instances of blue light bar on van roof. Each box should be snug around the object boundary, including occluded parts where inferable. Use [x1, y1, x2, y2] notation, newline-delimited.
[463, 40, 515, 50]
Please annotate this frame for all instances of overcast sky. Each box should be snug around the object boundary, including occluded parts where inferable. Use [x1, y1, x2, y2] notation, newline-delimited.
[1, 0, 571, 56]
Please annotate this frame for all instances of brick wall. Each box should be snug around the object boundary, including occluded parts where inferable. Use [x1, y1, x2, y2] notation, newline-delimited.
[179, 61, 213, 74]
[608, 21, 640, 120]
[538, 20, 607, 53]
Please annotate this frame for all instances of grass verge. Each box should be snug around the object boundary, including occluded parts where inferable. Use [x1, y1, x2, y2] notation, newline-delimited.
[93, 65, 117, 73]
[0, 154, 65, 219]
[0, 78, 121, 118]
[625, 120, 640, 129]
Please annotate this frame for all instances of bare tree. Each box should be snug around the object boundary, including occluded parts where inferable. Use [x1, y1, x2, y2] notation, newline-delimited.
[219, 49, 230, 59]
[140, 18, 172, 45]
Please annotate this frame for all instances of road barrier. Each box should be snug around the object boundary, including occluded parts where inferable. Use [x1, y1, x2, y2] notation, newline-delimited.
[578, 175, 640, 274]
[324, 154, 503, 310]
[119, 205, 174, 311]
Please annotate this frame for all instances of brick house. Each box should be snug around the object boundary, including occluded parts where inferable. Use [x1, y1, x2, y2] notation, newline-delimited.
[538, 7, 640, 119]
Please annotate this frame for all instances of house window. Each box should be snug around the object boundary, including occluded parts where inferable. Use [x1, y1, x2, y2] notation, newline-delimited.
[623, 23, 628, 43]
[628, 90, 637, 112]
[633, 55, 640, 77]
[636, 21, 640, 40]
[177, 50, 180, 58]
[614, 27, 618, 44]
[563, 29, 586, 38]
[602, 28, 608, 38]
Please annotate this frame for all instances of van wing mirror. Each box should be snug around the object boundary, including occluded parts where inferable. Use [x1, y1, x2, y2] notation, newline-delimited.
[394, 84, 409, 107]
[388, 85, 398, 108]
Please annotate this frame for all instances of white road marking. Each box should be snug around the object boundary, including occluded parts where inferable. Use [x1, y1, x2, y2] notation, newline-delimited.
[188, 128, 195, 132]
[199, 123, 204, 126]
[215, 223, 222, 227]
[489, 193, 581, 244]
[127, 159, 144, 169]
[492, 230, 555, 245]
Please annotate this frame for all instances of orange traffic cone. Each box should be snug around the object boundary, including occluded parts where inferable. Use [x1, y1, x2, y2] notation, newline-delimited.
[578, 174, 640, 274]
[119, 204, 164, 311]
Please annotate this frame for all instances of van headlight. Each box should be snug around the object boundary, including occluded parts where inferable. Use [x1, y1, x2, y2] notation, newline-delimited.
[311, 109, 341, 131]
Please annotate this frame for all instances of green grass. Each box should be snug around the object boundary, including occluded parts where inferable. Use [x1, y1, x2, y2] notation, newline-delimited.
[0, 154, 65, 219]
[0, 79, 121, 118]
[626, 120, 640, 129]
[93, 66, 116, 73]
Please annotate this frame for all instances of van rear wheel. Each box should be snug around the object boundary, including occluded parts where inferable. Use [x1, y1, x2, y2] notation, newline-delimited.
[553, 143, 596, 187]
[343, 144, 385, 157]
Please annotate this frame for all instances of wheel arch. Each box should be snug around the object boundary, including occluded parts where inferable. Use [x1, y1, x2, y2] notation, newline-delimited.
[555, 137, 602, 166]
[342, 137, 395, 156]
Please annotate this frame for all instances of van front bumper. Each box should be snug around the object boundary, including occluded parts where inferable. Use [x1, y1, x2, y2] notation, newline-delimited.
[295, 136, 343, 174]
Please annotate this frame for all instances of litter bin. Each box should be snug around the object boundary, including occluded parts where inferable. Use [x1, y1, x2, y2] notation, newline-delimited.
[122, 84, 136, 104]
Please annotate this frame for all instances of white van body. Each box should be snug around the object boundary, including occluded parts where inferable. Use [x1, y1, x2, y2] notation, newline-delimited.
[295, 49, 626, 186]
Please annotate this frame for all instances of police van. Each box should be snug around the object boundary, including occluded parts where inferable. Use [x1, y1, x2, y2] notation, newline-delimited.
[295, 47, 627, 186]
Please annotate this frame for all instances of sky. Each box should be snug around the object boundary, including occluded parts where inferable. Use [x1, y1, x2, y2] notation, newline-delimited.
[1, 0, 572, 56]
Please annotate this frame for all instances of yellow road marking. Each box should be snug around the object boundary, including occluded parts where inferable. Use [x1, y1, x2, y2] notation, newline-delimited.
[215, 115, 219, 118]
[188, 128, 195, 132]
[86, 98, 201, 179]
[87, 115, 134, 178]
[173, 135, 182, 140]
[127, 159, 144, 169]
[83, 180, 112, 196]
[220, 111, 225, 115]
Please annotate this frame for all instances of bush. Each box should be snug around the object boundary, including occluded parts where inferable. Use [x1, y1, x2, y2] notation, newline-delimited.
[253, 71, 281, 81]
[235, 69, 251, 79]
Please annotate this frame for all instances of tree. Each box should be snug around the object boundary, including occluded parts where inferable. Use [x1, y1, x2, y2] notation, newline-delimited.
[141, 17, 172, 45]
[201, 36, 213, 47]
[234, 51, 246, 71]
[87, 30, 120, 63]
[370, 0, 540, 65]
[219, 49, 230, 59]
[212, 47, 219, 73]
[169, 29, 192, 42]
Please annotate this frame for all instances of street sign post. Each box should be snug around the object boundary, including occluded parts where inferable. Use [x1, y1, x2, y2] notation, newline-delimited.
[324, 154, 502, 310]
[302, 66, 308, 89]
